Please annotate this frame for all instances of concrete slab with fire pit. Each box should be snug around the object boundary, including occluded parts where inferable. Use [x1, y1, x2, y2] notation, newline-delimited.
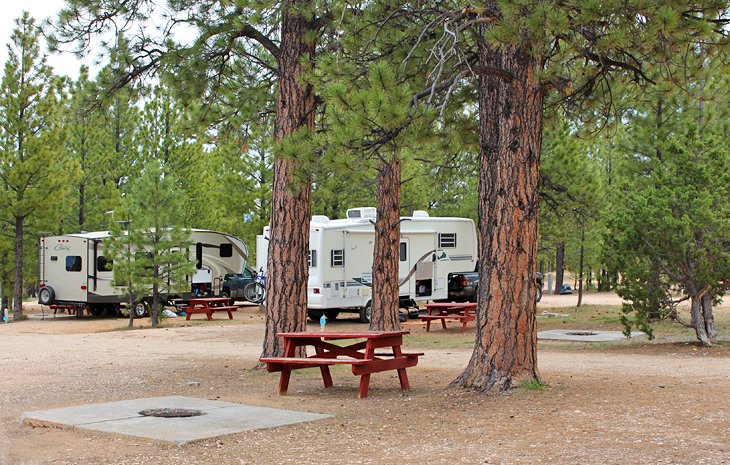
[537, 329, 646, 342]
[22, 395, 331, 445]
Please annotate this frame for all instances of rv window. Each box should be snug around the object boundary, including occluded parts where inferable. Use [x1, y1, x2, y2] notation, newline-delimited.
[438, 233, 457, 248]
[97, 256, 113, 272]
[219, 243, 233, 257]
[65, 256, 82, 272]
[331, 249, 344, 267]
[399, 242, 407, 261]
[309, 250, 317, 268]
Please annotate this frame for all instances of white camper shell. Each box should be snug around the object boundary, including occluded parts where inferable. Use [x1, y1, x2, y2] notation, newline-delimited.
[38, 229, 248, 316]
[257, 207, 477, 322]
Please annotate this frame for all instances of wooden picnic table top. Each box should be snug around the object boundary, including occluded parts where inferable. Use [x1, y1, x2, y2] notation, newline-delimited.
[276, 330, 409, 340]
[187, 297, 231, 305]
[424, 302, 477, 309]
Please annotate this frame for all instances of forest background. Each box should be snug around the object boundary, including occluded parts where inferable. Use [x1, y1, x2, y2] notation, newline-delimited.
[0, 3, 728, 351]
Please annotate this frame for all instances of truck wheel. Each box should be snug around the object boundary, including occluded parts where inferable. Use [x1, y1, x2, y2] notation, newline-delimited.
[38, 286, 55, 305]
[132, 301, 149, 318]
[221, 290, 231, 301]
[358, 301, 371, 323]
[536, 285, 543, 303]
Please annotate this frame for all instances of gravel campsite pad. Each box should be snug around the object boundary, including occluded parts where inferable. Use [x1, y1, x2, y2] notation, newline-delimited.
[1, 293, 729, 465]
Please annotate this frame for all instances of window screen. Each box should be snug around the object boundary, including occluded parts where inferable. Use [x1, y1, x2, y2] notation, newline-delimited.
[331, 249, 344, 267]
[438, 233, 457, 248]
[66, 256, 82, 272]
[309, 250, 317, 268]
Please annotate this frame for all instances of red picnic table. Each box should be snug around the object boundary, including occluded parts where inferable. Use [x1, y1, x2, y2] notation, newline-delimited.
[259, 330, 423, 398]
[181, 297, 237, 320]
[419, 302, 477, 332]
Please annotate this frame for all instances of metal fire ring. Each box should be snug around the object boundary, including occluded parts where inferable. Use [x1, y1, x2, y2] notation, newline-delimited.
[138, 408, 206, 418]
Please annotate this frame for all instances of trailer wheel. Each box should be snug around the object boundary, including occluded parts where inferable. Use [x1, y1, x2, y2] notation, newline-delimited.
[358, 301, 371, 323]
[89, 305, 105, 317]
[325, 311, 339, 321]
[38, 286, 55, 305]
[132, 301, 149, 318]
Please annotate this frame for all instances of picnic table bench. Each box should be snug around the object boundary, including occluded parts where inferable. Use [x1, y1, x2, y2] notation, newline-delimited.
[260, 330, 423, 398]
[419, 302, 477, 332]
[179, 297, 237, 321]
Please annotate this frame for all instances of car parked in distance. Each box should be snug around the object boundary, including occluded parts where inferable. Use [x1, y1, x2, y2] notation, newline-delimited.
[446, 271, 544, 303]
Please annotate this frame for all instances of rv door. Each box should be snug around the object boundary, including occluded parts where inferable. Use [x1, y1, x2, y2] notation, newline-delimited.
[398, 238, 411, 296]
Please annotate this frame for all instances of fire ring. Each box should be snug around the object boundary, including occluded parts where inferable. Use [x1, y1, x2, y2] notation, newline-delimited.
[565, 331, 597, 336]
[138, 408, 206, 418]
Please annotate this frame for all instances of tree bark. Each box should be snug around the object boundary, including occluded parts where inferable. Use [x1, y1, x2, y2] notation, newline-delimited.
[554, 242, 565, 294]
[689, 293, 711, 347]
[451, 41, 542, 392]
[261, 1, 316, 360]
[13, 216, 24, 320]
[577, 224, 585, 307]
[701, 290, 717, 342]
[370, 156, 402, 331]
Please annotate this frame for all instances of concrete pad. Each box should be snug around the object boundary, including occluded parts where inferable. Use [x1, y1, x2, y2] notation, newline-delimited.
[22, 396, 331, 445]
[538, 329, 646, 342]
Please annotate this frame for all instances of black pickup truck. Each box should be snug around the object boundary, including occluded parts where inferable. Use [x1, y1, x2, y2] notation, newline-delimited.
[447, 272, 544, 302]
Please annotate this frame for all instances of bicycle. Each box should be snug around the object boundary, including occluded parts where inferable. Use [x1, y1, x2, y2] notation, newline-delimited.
[243, 268, 267, 304]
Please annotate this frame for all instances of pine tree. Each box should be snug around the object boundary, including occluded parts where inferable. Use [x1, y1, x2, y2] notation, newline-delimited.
[0, 13, 79, 319]
[120, 159, 193, 328]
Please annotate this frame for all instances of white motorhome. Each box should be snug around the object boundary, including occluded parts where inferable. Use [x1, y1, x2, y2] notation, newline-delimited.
[38, 229, 248, 317]
[257, 207, 477, 322]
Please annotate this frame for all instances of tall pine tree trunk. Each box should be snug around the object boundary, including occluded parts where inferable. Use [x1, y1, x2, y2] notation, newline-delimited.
[451, 42, 542, 392]
[13, 216, 24, 320]
[370, 156, 402, 331]
[577, 224, 585, 307]
[554, 242, 565, 294]
[261, 1, 316, 359]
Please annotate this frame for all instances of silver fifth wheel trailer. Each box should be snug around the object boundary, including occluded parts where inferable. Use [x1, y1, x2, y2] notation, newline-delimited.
[256, 207, 477, 322]
[38, 229, 248, 317]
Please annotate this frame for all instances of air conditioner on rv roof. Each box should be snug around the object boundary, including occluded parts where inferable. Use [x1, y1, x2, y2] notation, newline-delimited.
[346, 207, 377, 219]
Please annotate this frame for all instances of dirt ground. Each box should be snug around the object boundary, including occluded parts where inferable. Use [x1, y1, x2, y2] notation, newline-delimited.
[1, 293, 728, 465]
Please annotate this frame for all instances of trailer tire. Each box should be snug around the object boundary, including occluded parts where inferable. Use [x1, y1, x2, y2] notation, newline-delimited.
[38, 286, 55, 305]
[325, 310, 339, 321]
[358, 301, 371, 323]
[132, 301, 149, 318]
[307, 310, 323, 322]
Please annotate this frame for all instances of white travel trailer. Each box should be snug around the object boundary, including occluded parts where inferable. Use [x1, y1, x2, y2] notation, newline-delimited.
[38, 229, 248, 317]
[257, 207, 477, 322]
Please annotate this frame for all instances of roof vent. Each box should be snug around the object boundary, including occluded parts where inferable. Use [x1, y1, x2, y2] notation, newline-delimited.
[412, 210, 430, 218]
[346, 207, 377, 220]
[312, 215, 330, 223]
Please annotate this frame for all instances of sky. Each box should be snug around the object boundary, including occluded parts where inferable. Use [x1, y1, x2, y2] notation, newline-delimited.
[1, 1, 99, 79]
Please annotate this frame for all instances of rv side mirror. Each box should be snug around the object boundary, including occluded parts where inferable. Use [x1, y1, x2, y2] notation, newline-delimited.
[195, 242, 203, 269]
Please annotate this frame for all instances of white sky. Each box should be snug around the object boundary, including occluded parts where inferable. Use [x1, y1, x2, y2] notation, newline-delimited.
[1, 1, 99, 79]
